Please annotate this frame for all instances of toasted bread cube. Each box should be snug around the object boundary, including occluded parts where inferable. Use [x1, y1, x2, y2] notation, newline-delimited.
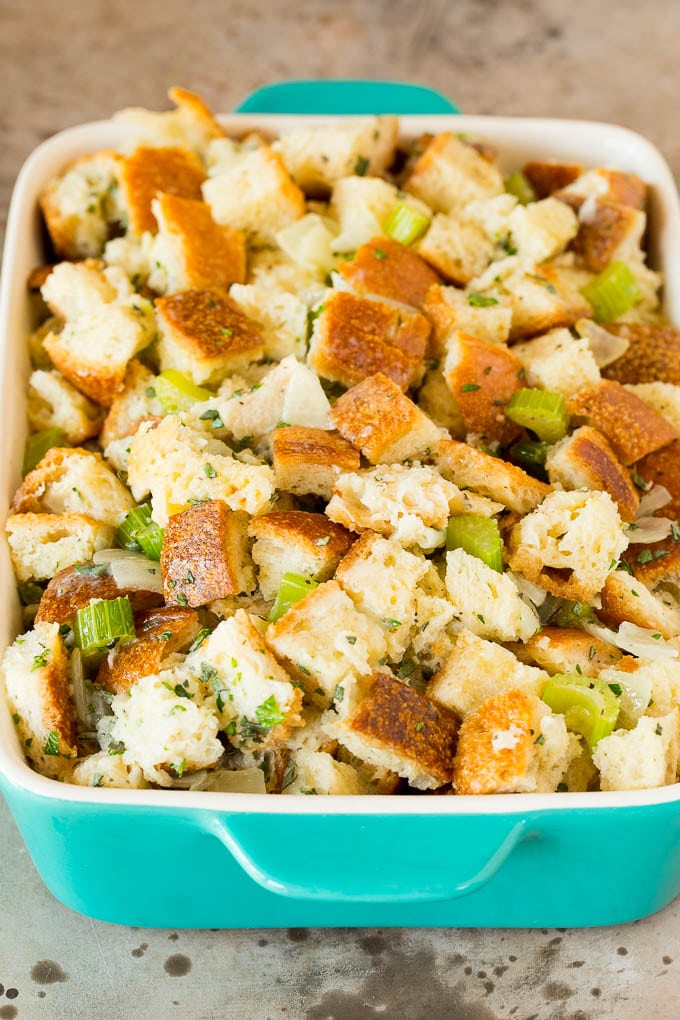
[13, 446, 134, 526]
[5, 513, 114, 583]
[161, 501, 254, 607]
[599, 569, 680, 639]
[523, 161, 583, 198]
[335, 533, 429, 662]
[72, 750, 147, 789]
[507, 627, 621, 677]
[629, 535, 680, 588]
[444, 549, 539, 643]
[149, 193, 246, 294]
[100, 360, 161, 447]
[508, 197, 579, 263]
[39, 149, 124, 260]
[272, 426, 360, 500]
[404, 132, 504, 213]
[127, 417, 274, 525]
[507, 490, 628, 601]
[417, 369, 466, 436]
[571, 199, 646, 273]
[156, 288, 264, 386]
[308, 290, 429, 391]
[559, 167, 646, 210]
[442, 331, 523, 444]
[497, 265, 592, 341]
[118, 145, 205, 235]
[114, 86, 224, 156]
[229, 283, 308, 361]
[513, 327, 601, 399]
[436, 438, 550, 514]
[416, 214, 494, 285]
[36, 563, 163, 626]
[626, 383, 680, 433]
[635, 439, 680, 523]
[331, 372, 441, 464]
[546, 426, 639, 522]
[567, 380, 678, 465]
[203, 143, 305, 247]
[427, 629, 548, 718]
[0, 622, 76, 780]
[248, 511, 355, 599]
[453, 689, 573, 795]
[324, 671, 459, 789]
[27, 369, 104, 443]
[423, 283, 512, 356]
[593, 712, 680, 791]
[603, 325, 680, 386]
[97, 606, 201, 695]
[282, 750, 361, 796]
[329, 176, 402, 252]
[337, 236, 441, 309]
[327, 463, 464, 551]
[266, 580, 387, 707]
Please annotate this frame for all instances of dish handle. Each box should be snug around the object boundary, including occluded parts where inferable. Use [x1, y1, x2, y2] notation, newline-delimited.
[203, 813, 530, 903]
[234, 79, 459, 115]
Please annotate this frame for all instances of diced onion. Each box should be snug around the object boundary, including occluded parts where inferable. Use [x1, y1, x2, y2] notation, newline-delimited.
[575, 318, 630, 368]
[583, 620, 678, 660]
[601, 667, 652, 727]
[636, 485, 672, 519]
[276, 214, 338, 273]
[172, 767, 267, 794]
[508, 571, 549, 607]
[627, 517, 673, 544]
[94, 549, 163, 593]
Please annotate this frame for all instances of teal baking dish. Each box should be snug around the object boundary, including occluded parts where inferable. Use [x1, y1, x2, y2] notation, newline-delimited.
[2, 80, 680, 928]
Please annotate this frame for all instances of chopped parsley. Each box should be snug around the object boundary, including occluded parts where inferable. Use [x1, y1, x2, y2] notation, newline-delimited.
[93, 773, 104, 787]
[31, 648, 50, 671]
[255, 695, 287, 730]
[382, 618, 402, 630]
[203, 462, 216, 479]
[354, 155, 370, 176]
[608, 683, 623, 697]
[282, 760, 297, 790]
[414, 722, 424, 733]
[43, 731, 60, 756]
[345, 635, 357, 645]
[74, 562, 108, 577]
[467, 293, 498, 307]
[189, 628, 211, 653]
[373, 248, 387, 260]
[176, 592, 188, 607]
[220, 327, 233, 337]
[656, 724, 664, 736]
[461, 383, 481, 392]
[631, 471, 652, 491]
[534, 734, 545, 745]
[333, 684, 345, 703]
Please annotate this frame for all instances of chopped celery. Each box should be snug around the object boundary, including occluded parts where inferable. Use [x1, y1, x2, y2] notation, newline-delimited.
[504, 171, 537, 205]
[117, 503, 153, 551]
[74, 596, 136, 654]
[507, 439, 550, 479]
[383, 203, 431, 246]
[446, 514, 503, 572]
[269, 573, 319, 623]
[550, 600, 595, 628]
[155, 370, 211, 413]
[580, 261, 640, 323]
[22, 427, 67, 476]
[505, 388, 569, 443]
[135, 521, 164, 561]
[542, 673, 619, 748]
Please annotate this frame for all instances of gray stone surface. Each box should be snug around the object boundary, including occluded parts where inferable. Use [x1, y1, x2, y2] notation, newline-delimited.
[3, 1, 680, 1017]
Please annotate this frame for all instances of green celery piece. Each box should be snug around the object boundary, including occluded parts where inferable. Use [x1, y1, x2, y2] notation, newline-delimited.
[504, 171, 537, 205]
[550, 600, 595, 628]
[383, 203, 431, 246]
[446, 514, 503, 572]
[74, 596, 136, 654]
[269, 573, 319, 623]
[507, 440, 550, 480]
[135, 521, 164, 561]
[505, 388, 569, 443]
[155, 370, 211, 413]
[580, 261, 640, 323]
[542, 673, 619, 748]
[116, 503, 153, 551]
[22, 427, 67, 476]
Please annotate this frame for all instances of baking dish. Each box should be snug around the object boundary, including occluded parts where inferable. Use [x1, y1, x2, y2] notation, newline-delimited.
[2, 79, 680, 928]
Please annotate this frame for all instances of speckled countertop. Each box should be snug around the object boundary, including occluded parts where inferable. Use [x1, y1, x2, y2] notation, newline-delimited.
[3, 2, 680, 1018]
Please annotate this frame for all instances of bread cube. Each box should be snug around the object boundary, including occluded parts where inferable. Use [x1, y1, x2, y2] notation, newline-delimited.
[27, 369, 104, 443]
[607, 658, 680, 719]
[507, 626, 621, 677]
[118, 145, 205, 235]
[331, 372, 441, 464]
[599, 569, 680, 639]
[324, 671, 459, 790]
[416, 369, 466, 436]
[229, 283, 308, 361]
[567, 380, 678, 465]
[404, 132, 504, 213]
[0, 622, 76, 780]
[72, 750, 147, 789]
[512, 327, 601, 399]
[523, 160, 583, 198]
[442, 331, 523, 444]
[272, 426, 360, 500]
[36, 563, 163, 626]
[417, 214, 494, 285]
[248, 510, 355, 599]
[635, 439, 680, 523]
[39, 149, 124, 259]
[100, 360, 161, 447]
[336, 236, 441, 309]
[114, 86, 224, 157]
[629, 535, 680, 588]
[571, 199, 646, 273]
[546, 426, 639, 522]
[592, 712, 680, 791]
[127, 417, 274, 525]
[603, 324, 680, 386]
[626, 383, 680, 433]
[508, 197, 579, 263]
[97, 606, 200, 695]
[500, 265, 591, 341]
[423, 283, 513, 355]
[507, 489, 628, 601]
[282, 750, 361, 796]
[5, 513, 115, 583]
[461, 193, 518, 244]
[558, 167, 646, 209]
[444, 549, 539, 643]
[329, 176, 404, 253]
[266, 580, 387, 707]
[156, 288, 264, 386]
[427, 629, 548, 718]
[436, 438, 550, 514]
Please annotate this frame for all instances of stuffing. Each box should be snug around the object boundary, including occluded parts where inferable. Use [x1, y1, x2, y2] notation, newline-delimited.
[427, 629, 548, 718]
[161, 501, 254, 606]
[330, 372, 442, 464]
[35, 563, 163, 627]
[416, 214, 494, 285]
[507, 489, 628, 601]
[275, 116, 399, 195]
[598, 569, 680, 639]
[546, 426, 639, 522]
[0, 621, 76, 780]
[422, 283, 513, 356]
[558, 167, 646, 209]
[592, 712, 680, 791]
[100, 360, 162, 448]
[5, 513, 115, 583]
[508, 626, 621, 677]
[249, 510, 354, 600]
[323, 671, 459, 790]
[522, 160, 583, 198]
[444, 549, 540, 643]
[266, 580, 388, 707]
[282, 749, 361, 796]
[41, 261, 156, 406]
[272, 425, 361, 500]
[626, 383, 680, 433]
[442, 330, 524, 444]
[12, 446, 134, 526]
[155, 287, 265, 386]
[508, 197, 579, 263]
[308, 290, 430, 391]
[453, 689, 574, 794]
[229, 283, 308, 361]
[72, 750, 147, 789]
[416, 369, 466, 436]
[603, 324, 680, 386]
[97, 606, 200, 695]
[203, 143, 305, 246]
[336, 236, 441, 309]
[126, 416, 275, 525]
[39, 149, 124, 259]
[511, 327, 601, 399]
[326, 463, 464, 551]
[27, 369, 104, 443]
[436, 438, 551, 514]
[567, 380, 678, 465]
[118, 145, 206, 235]
[114, 86, 224, 157]
[570, 199, 646, 273]
[403, 132, 504, 213]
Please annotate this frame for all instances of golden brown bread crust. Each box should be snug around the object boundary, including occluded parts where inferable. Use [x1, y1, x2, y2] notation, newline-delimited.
[248, 510, 355, 557]
[40, 630, 78, 757]
[161, 500, 251, 607]
[598, 570, 678, 638]
[35, 564, 163, 625]
[100, 360, 154, 447]
[627, 536, 680, 585]
[453, 689, 537, 795]
[167, 86, 225, 142]
[336, 237, 441, 310]
[553, 426, 640, 522]
[119, 146, 205, 234]
[155, 288, 264, 364]
[507, 627, 621, 676]
[155, 192, 246, 290]
[443, 332, 523, 444]
[330, 372, 435, 462]
[568, 199, 644, 273]
[435, 437, 551, 514]
[345, 672, 458, 786]
[41, 338, 128, 407]
[567, 381, 678, 466]
[27, 264, 56, 290]
[507, 263, 593, 342]
[522, 161, 583, 198]
[39, 149, 123, 258]
[97, 605, 201, 695]
[602, 324, 680, 385]
[556, 169, 646, 210]
[272, 426, 361, 469]
[11, 447, 112, 515]
[635, 439, 680, 522]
